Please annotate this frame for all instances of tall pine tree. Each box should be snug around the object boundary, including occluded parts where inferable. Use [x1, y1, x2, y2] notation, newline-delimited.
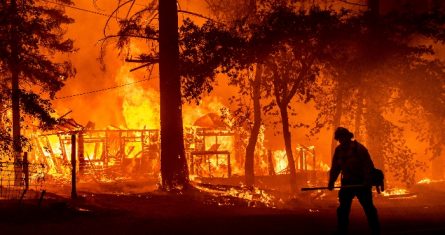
[0, 0, 75, 171]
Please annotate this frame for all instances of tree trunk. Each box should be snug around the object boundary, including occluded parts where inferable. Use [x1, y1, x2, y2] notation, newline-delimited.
[279, 103, 297, 192]
[10, 0, 22, 185]
[330, 87, 343, 157]
[365, 103, 385, 170]
[432, 148, 444, 180]
[354, 95, 363, 141]
[158, 0, 189, 190]
[245, 64, 263, 187]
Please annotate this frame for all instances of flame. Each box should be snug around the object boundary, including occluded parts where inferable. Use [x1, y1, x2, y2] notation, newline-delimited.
[116, 64, 160, 130]
[416, 178, 445, 184]
[183, 96, 229, 127]
[195, 184, 277, 208]
[271, 149, 330, 174]
[35, 134, 71, 181]
[381, 187, 417, 199]
[319, 162, 330, 171]
[418, 178, 432, 184]
[273, 150, 288, 174]
[382, 188, 409, 196]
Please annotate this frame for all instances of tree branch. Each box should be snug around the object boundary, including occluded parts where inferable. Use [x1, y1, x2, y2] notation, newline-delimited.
[130, 63, 153, 72]
[99, 34, 159, 42]
[125, 58, 159, 63]
[178, 10, 216, 22]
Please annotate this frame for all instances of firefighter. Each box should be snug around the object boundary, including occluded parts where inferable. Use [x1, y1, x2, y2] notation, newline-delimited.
[328, 127, 380, 235]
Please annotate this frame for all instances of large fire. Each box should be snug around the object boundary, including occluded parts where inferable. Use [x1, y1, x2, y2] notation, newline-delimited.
[2, 1, 441, 205]
[118, 64, 160, 130]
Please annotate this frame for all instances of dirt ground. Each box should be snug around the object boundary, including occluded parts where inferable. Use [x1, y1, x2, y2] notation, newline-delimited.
[1, 182, 445, 235]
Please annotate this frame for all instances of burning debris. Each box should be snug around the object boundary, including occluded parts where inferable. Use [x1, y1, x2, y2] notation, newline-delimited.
[195, 183, 278, 208]
[381, 188, 417, 199]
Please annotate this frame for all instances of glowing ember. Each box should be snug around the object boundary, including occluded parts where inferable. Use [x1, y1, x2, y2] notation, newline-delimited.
[195, 184, 277, 208]
[382, 188, 409, 196]
[418, 178, 432, 184]
[381, 188, 417, 199]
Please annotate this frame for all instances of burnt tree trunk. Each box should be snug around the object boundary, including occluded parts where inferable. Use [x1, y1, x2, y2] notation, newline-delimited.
[158, 0, 189, 190]
[279, 103, 297, 192]
[365, 0, 384, 170]
[245, 64, 263, 187]
[354, 94, 364, 141]
[365, 103, 385, 170]
[432, 149, 444, 180]
[10, 0, 22, 184]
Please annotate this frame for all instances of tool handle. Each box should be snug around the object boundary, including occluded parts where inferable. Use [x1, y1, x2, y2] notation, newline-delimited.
[301, 185, 364, 191]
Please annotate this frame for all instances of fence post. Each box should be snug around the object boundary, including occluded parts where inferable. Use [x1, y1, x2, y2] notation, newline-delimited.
[71, 133, 77, 199]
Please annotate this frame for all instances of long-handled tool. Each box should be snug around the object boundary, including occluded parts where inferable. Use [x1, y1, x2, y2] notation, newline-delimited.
[301, 185, 365, 191]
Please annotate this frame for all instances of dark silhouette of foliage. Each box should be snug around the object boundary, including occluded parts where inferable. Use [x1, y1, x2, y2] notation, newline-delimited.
[313, 5, 445, 186]
[0, 0, 75, 158]
[180, 4, 349, 192]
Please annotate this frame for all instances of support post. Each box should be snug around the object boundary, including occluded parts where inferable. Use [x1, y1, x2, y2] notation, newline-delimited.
[78, 132, 85, 175]
[267, 150, 275, 176]
[71, 134, 77, 199]
[312, 149, 316, 171]
[299, 149, 304, 171]
[227, 153, 231, 177]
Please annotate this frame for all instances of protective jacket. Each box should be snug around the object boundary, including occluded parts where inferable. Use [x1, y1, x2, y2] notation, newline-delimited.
[329, 140, 375, 186]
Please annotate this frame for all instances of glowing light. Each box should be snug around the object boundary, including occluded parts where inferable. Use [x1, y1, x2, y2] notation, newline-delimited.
[381, 188, 416, 199]
[417, 178, 432, 184]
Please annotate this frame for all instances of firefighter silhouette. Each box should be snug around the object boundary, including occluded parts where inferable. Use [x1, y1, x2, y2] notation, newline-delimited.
[328, 127, 380, 235]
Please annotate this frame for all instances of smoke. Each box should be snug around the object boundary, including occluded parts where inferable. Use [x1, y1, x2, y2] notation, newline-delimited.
[51, 0, 441, 184]
[53, 0, 126, 127]
[52, 0, 335, 169]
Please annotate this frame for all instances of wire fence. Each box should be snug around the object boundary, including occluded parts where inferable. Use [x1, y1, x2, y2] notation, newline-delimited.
[0, 154, 46, 201]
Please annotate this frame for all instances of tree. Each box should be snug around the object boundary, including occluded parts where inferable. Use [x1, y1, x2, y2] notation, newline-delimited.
[312, 1, 445, 185]
[181, 4, 346, 192]
[204, 0, 262, 187]
[0, 0, 75, 169]
[253, 6, 345, 192]
[158, 0, 189, 189]
[104, 0, 225, 190]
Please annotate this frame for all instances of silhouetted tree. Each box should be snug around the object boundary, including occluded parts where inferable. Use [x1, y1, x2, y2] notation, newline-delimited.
[313, 2, 445, 185]
[158, 0, 190, 189]
[0, 0, 75, 169]
[204, 0, 263, 187]
[181, 4, 346, 192]
[254, 6, 345, 192]
[103, 0, 224, 190]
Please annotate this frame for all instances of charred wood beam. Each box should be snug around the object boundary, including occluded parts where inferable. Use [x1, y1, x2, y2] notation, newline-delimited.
[71, 134, 77, 199]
